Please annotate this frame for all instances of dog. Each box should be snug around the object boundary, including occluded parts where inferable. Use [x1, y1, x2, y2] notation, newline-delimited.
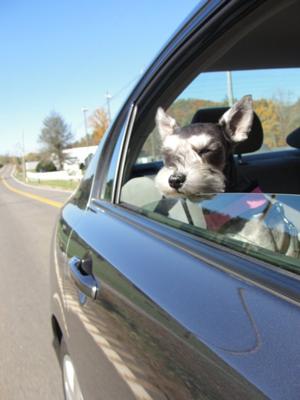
[155, 95, 253, 198]
[154, 96, 300, 258]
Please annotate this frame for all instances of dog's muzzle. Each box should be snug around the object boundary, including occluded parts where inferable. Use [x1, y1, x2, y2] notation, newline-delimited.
[168, 173, 186, 190]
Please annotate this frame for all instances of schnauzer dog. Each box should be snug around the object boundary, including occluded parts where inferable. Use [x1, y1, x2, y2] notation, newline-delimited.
[155, 95, 253, 198]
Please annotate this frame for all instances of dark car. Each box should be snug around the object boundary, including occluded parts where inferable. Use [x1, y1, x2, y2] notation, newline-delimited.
[51, 1, 300, 399]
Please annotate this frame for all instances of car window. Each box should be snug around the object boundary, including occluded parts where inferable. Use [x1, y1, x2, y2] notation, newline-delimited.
[178, 68, 300, 152]
[100, 130, 124, 202]
[98, 107, 135, 202]
[138, 68, 300, 160]
[71, 141, 105, 209]
[118, 55, 300, 272]
[119, 70, 300, 274]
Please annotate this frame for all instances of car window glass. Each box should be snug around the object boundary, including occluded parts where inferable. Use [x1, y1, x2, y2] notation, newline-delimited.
[71, 141, 104, 209]
[178, 69, 300, 152]
[135, 194, 300, 274]
[100, 119, 128, 202]
[120, 67, 300, 274]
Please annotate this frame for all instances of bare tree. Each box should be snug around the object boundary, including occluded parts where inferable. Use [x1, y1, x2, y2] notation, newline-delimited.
[39, 112, 73, 170]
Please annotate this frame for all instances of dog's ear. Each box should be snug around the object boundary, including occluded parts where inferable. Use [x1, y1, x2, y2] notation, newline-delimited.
[156, 108, 178, 140]
[219, 95, 253, 142]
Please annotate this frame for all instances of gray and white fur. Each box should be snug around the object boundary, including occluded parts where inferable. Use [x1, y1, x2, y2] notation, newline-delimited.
[155, 95, 253, 198]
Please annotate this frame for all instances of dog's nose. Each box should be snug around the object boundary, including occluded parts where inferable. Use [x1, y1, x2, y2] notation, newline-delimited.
[169, 173, 186, 189]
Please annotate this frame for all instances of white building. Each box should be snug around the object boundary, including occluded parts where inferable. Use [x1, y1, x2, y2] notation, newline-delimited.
[62, 145, 98, 173]
[25, 161, 39, 171]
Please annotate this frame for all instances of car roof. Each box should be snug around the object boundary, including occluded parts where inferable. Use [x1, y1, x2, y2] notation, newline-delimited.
[128, 0, 299, 101]
[211, 0, 300, 71]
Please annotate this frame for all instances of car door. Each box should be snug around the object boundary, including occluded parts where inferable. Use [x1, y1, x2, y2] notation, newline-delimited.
[62, 109, 268, 400]
[61, 103, 300, 400]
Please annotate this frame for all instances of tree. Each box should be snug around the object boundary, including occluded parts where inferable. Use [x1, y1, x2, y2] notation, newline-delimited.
[36, 160, 57, 172]
[89, 108, 109, 145]
[273, 90, 295, 143]
[39, 112, 73, 170]
[168, 98, 226, 127]
[253, 99, 280, 148]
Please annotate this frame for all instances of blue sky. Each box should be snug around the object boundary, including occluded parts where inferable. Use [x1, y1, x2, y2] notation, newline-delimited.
[2, 1, 300, 156]
[0, 0, 199, 154]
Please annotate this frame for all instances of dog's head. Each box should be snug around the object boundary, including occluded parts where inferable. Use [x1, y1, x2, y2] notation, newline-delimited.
[155, 95, 254, 198]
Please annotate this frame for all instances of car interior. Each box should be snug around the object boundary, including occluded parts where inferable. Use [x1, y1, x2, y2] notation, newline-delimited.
[191, 107, 300, 195]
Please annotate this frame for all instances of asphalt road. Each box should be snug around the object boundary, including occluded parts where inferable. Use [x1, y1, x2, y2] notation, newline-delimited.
[0, 165, 71, 399]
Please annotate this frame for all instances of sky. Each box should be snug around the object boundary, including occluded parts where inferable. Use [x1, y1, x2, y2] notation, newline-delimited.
[0, 0, 199, 155]
[2, 1, 300, 156]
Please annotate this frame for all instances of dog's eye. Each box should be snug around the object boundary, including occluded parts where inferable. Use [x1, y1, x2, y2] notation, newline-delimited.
[196, 148, 211, 156]
[164, 154, 176, 167]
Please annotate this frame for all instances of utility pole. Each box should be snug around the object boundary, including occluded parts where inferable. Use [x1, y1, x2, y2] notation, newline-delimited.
[105, 91, 112, 124]
[22, 131, 27, 182]
[82, 108, 89, 146]
[226, 71, 234, 106]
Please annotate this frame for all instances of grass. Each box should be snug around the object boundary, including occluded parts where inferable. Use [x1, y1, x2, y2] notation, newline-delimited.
[14, 171, 80, 191]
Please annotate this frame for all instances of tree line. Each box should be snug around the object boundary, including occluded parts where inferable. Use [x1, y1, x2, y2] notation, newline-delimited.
[168, 97, 300, 149]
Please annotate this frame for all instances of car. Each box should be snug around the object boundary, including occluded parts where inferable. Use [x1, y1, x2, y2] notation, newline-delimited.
[50, 1, 300, 399]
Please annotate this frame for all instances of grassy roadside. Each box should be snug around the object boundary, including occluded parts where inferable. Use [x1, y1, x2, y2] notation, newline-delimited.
[14, 170, 80, 191]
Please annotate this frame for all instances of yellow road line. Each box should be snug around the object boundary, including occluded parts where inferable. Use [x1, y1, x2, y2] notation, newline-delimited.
[1, 176, 63, 208]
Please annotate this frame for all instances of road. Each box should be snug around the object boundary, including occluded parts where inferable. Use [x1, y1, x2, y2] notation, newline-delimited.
[0, 165, 71, 399]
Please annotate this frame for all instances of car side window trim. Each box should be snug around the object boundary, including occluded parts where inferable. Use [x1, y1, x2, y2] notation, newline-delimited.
[88, 103, 137, 204]
[113, 103, 138, 204]
[85, 139, 106, 210]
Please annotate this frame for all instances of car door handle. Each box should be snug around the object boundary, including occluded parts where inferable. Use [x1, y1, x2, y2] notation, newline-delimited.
[68, 256, 99, 300]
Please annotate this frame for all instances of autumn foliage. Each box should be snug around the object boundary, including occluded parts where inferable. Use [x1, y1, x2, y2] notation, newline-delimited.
[89, 108, 109, 144]
[168, 97, 300, 150]
[73, 107, 109, 147]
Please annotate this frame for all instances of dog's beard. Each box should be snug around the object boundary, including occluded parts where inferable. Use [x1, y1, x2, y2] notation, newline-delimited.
[155, 165, 225, 199]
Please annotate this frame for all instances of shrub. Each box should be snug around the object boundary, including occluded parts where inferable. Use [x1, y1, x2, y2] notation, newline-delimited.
[36, 160, 57, 172]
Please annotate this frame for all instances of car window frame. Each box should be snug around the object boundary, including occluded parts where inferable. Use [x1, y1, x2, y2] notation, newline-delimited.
[88, 103, 137, 205]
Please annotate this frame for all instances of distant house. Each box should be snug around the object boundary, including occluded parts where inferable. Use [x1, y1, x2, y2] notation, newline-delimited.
[26, 146, 98, 174]
[62, 145, 98, 173]
[25, 161, 39, 171]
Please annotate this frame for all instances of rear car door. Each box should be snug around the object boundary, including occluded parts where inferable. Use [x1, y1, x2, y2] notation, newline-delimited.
[62, 102, 300, 400]
[62, 108, 268, 400]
